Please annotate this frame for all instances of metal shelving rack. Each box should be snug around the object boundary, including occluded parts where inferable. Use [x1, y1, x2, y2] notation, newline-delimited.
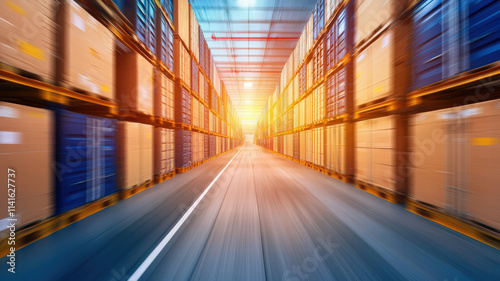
[253, 0, 500, 248]
[0, 0, 244, 256]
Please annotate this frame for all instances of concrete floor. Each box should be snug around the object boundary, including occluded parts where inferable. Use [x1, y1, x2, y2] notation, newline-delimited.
[2, 144, 500, 281]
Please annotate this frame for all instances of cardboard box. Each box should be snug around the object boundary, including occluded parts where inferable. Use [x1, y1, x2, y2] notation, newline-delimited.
[373, 161, 395, 190]
[355, 147, 371, 183]
[467, 100, 500, 229]
[326, 124, 346, 173]
[174, 38, 191, 86]
[116, 52, 154, 115]
[190, 5, 199, 61]
[120, 122, 153, 189]
[355, 116, 395, 191]
[57, 0, 114, 99]
[0, 0, 56, 82]
[155, 72, 174, 120]
[174, 0, 189, 45]
[355, 30, 394, 108]
[0, 102, 53, 232]
[140, 123, 153, 184]
[121, 122, 139, 189]
[410, 100, 500, 230]
[355, 0, 396, 43]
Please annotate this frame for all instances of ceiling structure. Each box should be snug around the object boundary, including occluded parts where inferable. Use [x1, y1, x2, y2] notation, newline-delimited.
[191, 0, 317, 136]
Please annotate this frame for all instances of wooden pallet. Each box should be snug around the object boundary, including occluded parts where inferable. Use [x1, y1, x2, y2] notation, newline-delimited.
[156, 117, 175, 126]
[354, 98, 398, 119]
[0, 84, 118, 117]
[354, 180, 399, 204]
[407, 200, 500, 250]
[175, 123, 192, 130]
[118, 109, 156, 124]
[154, 170, 176, 184]
[175, 166, 191, 174]
[325, 114, 348, 124]
[120, 180, 154, 200]
[56, 80, 115, 103]
[0, 193, 120, 258]
[356, 96, 393, 110]
[325, 170, 353, 183]
[408, 63, 500, 103]
[0, 61, 52, 84]
[0, 64, 119, 119]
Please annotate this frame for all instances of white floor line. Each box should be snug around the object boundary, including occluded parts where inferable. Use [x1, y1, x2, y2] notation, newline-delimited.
[128, 147, 243, 281]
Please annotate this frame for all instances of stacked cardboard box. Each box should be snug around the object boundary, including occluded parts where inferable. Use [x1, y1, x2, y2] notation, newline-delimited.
[0, 0, 56, 82]
[58, 0, 115, 99]
[356, 116, 395, 191]
[116, 52, 154, 115]
[0, 103, 53, 230]
[119, 122, 153, 189]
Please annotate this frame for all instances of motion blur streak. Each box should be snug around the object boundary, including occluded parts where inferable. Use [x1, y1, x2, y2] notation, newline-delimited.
[128, 147, 243, 281]
[1, 144, 499, 281]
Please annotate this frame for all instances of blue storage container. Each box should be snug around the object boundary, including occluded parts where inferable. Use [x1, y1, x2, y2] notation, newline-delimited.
[326, 25, 335, 71]
[313, 0, 324, 41]
[55, 111, 118, 214]
[113, 0, 156, 52]
[468, 0, 500, 70]
[299, 65, 306, 96]
[204, 134, 210, 160]
[412, 0, 500, 89]
[199, 28, 212, 76]
[326, 73, 335, 118]
[413, 0, 446, 89]
[293, 133, 300, 159]
[199, 29, 205, 67]
[326, 7, 348, 71]
[158, 14, 174, 71]
[336, 9, 348, 63]
[204, 104, 209, 130]
[204, 40, 212, 78]
[176, 87, 191, 125]
[158, 0, 173, 22]
[209, 135, 216, 158]
[337, 67, 346, 115]
[204, 79, 210, 105]
[175, 130, 192, 168]
[192, 58, 199, 95]
[210, 90, 217, 111]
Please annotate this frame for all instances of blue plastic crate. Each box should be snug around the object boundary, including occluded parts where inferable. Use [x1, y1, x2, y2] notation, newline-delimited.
[313, 0, 324, 41]
[413, 0, 445, 89]
[210, 135, 216, 158]
[113, 0, 156, 52]
[204, 134, 210, 160]
[411, 0, 500, 89]
[159, 14, 174, 71]
[55, 110, 118, 214]
[468, 0, 500, 70]
[175, 130, 192, 168]
[192, 58, 199, 95]
[159, 0, 173, 22]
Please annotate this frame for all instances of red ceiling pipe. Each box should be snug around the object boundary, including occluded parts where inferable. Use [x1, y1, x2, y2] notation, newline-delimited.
[218, 70, 281, 74]
[211, 35, 299, 41]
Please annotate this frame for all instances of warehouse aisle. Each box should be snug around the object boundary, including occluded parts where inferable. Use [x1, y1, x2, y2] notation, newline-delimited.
[2, 144, 500, 281]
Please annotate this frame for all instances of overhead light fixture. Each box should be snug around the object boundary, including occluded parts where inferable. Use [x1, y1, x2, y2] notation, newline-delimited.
[237, 0, 255, 7]
[244, 82, 253, 88]
[245, 100, 251, 104]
